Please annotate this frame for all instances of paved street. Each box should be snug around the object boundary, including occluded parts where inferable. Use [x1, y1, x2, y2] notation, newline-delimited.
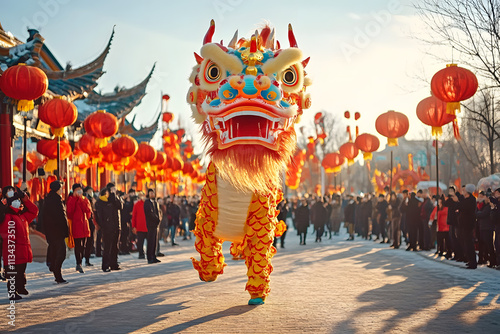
[2, 229, 499, 334]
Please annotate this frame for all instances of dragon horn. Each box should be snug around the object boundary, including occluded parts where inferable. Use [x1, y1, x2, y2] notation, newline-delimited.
[228, 30, 238, 48]
[250, 34, 257, 53]
[288, 23, 298, 48]
[260, 26, 271, 48]
[203, 19, 215, 45]
[302, 57, 310, 68]
[266, 28, 275, 49]
[194, 52, 204, 65]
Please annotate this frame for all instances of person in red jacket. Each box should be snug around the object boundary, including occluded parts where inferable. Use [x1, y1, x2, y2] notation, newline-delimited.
[67, 183, 93, 273]
[1, 186, 39, 300]
[132, 192, 147, 259]
[430, 197, 450, 258]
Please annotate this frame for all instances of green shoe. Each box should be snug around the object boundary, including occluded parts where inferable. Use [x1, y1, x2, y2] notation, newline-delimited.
[248, 298, 265, 305]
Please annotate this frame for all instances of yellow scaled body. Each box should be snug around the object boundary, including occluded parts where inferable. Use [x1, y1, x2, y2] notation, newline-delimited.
[191, 163, 286, 301]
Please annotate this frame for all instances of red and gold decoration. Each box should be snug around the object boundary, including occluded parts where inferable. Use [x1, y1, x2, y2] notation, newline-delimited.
[188, 20, 309, 304]
[36, 138, 72, 172]
[83, 110, 118, 147]
[37, 96, 78, 137]
[112, 134, 139, 162]
[375, 110, 409, 146]
[416, 95, 457, 138]
[322, 152, 345, 174]
[355, 133, 380, 161]
[430, 64, 478, 115]
[339, 142, 359, 165]
[78, 133, 101, 160]
[0, 63, 48, 111]
[135, 142, 157, 165]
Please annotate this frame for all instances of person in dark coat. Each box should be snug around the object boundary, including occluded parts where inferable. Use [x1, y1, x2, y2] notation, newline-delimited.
[42, 181, 69, 283]
[144, 189, 161, 264]
[273, 200, 288, 248]
[375, 194, 389, 243]
[490, 188, 500, 270]
[454, 184, 477, 269]
[476, 191, 496, 267]
[444, 186, 462, 261]
[295, 199, 310, 245]
[329, 196, 342, 237]
[167, 196, 181, 246]
[120, 188, 135, 255]
[420, 191, 435, 251]
[344, 195, 356, 241]
[389, 192, 401, 248]
[406, 192, 422, 251]
[311, 197, 328, 242]
[1, 186, 38, 300]
[95, 183, 123, 272]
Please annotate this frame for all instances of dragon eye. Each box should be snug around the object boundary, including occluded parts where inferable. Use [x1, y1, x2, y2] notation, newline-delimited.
[205, 62, 221, 83]
[282, 67, 297, 86]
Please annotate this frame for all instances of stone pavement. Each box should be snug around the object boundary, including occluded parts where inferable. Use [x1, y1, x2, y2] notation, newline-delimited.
[1, 229, 499, 333]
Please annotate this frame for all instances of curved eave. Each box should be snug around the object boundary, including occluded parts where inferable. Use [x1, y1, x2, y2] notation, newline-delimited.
[86, 63, 155, 103]
[44, 28, 114, 98]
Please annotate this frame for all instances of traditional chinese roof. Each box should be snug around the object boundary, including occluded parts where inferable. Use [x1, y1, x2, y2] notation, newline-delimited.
[0, 27, 113, 99]
[118, 110, 160, 143]
[74, 64, 155, 121]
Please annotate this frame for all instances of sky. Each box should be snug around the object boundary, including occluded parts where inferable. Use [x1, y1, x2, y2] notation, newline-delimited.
[1, 0, 456, 153]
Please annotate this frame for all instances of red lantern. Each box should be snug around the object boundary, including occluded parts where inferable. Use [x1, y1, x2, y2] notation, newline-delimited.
[171, 156, 184, 172]
[84, 110, 118, 147]
[355, 133, 380, 160]
[322, 153, 345, 173]
[375, 110, 409, 146]
[101, 144, 121, 164]
[162, 112, 174, 123]
[0, 63, 48, 111]
[314, 112, 323, 124]
[78, 133, 101, 158]
[182, 162, 194, 175]
[36, 139, 71, 160]
[38, 97, 78, 137]
[354, 112, 361, 120]
[152, 151, 166, 167]
[430, 64, 478, 115]
[135, 142, 157, 164]
[344, 111, 350, 119]
[416, 96, 456, 137]
[339, 142, 359, 165]
[15, 157, 35, 174]
[112, 135, 138, 158]
[175, 128, 185, 141]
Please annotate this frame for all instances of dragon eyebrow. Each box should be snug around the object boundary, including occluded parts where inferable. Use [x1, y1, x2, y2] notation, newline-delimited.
[200, 44, 243, 74]
[261, 48, 303, 75]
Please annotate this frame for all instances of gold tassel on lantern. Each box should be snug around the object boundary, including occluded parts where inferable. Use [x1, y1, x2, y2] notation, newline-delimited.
[17, 99, 34, 112]
[387, 138, 398, 146]
[363, 152, 373, 161]
[51, 127, 65, 138]
[95, 138, 108, 148]
[431, 126, 443, 137]
[44, 159, 57, 172]
[446, 102, 460, 115]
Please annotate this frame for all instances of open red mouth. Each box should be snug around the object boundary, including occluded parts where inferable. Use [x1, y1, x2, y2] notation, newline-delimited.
[207, 109, 294, 150]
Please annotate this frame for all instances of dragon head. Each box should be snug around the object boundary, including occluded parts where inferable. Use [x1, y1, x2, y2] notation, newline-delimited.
[187, 20, 311, 193]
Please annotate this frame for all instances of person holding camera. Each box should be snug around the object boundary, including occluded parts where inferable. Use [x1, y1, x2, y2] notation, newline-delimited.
[1, 186, 38, 300]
